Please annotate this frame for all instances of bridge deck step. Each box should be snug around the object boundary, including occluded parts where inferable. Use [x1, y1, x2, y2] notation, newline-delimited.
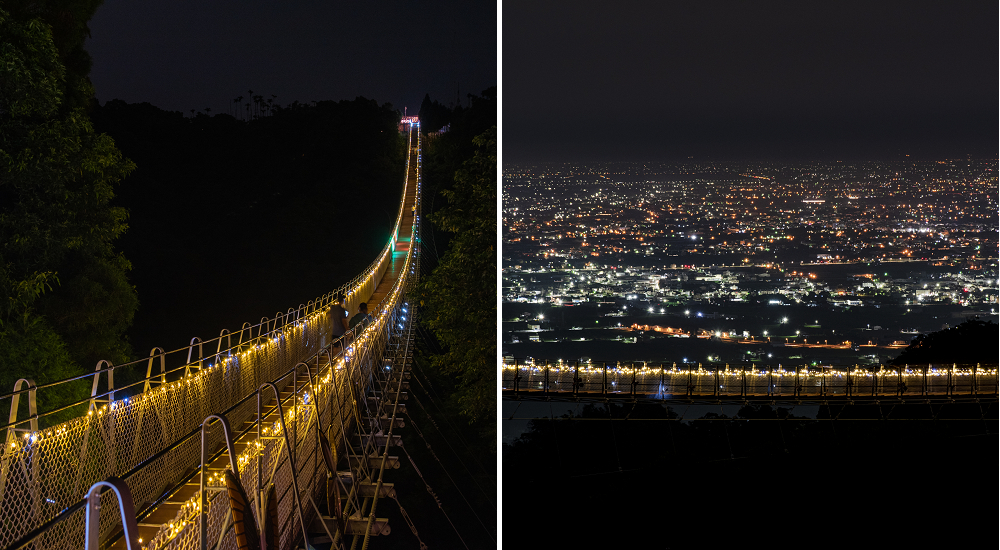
[348, 455, 400, 470]
[370, 391, 407, 400]
[352, 434, 402, 448]
[365, 400, 406, 414]
[368, 393, 406, 402]
[363, 416, 404, 429]
[309, 516, 390, 539]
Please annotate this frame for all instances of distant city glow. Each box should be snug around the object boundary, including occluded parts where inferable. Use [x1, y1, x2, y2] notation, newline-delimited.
[502, 160, 998, 367]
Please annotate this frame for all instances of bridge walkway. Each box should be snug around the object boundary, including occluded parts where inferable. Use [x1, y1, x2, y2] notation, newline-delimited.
[111, 364, 340, 549]
[367, 126, 419, 311]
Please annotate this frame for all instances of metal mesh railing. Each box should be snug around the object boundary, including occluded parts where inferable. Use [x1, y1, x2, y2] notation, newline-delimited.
[502, 359, 1000, 399]
[0, 122, 423, 550]
[145, 269, 416, 550]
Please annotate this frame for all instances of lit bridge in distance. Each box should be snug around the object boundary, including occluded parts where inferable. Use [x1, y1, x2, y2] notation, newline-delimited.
[503, 359, 999, 403]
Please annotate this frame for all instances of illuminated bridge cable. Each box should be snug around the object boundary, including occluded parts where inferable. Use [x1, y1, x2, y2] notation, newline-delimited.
[402, 410, 496, 543]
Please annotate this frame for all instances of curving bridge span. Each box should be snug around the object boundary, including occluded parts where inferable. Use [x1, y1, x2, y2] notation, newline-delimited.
[1, 120, 425, 550]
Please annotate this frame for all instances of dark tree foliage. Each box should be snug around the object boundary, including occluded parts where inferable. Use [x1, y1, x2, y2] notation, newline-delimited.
[2, 0, 105, 113]
[417, 93, 451, 134]
[416, 88, 496, 448]
[420, 126, 495, 428]
[504, 401, 997, 547]
[420, 88, 495, 256]
[1, 7, 135, 419]
[891, 319, 998, 365]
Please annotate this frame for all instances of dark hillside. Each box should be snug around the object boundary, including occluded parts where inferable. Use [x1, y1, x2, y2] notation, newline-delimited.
[93, 98, 405, 355]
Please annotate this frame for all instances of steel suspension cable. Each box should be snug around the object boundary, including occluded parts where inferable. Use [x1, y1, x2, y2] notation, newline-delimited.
[389, 493, 428, 550]
[399, 445, 468, 550]
[408, 365, 495, 485]
[402, 410, 495, 543]
[406, 389, 495, 508]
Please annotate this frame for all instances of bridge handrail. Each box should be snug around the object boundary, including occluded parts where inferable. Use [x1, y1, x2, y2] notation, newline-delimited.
[3, 354, 323, 550]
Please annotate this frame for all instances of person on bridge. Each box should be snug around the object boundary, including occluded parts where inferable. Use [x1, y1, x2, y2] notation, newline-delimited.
[349, 302, 373, 330]
[331, 292, 349, 342]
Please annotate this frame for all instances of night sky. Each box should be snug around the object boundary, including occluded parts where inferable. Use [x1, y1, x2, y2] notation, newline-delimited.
[86, 0, 496, 116]
[504, 0, 998, 162]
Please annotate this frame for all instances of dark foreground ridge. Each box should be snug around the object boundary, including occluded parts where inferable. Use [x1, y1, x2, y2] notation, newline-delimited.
[503, 398, 998, 547]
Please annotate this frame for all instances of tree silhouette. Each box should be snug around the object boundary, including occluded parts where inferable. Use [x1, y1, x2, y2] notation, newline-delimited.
[1, 8, 137, 421]
[892, 319, 998, 365]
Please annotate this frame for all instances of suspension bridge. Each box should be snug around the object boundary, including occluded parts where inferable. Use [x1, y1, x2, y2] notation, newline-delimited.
[502, 358, 999, 404]
[1, 120, 429, 550]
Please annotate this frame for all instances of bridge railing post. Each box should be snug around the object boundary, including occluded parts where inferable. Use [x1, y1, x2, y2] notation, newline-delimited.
[84, 477, 141, 550]
[513, 359, 520, 396]
[199, 413, 243, 550]
[1, 378, 38, 501]
[237, 322, 252, 352]
[143, 347, 166, 394]
[89, 360, 114, 411]
[216, 329, 233, 365]
[631, 362, 637, 398]
[258, 316, 270, 343]
[186, 337, 204, 377]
